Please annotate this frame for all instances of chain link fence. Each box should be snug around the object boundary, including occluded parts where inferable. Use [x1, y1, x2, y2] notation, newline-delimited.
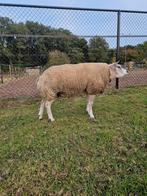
[0, 4, 147, 99]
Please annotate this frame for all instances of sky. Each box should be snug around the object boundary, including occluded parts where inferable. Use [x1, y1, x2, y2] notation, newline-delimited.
[0, 0, 147, 48]
[0, 0, 147, 11]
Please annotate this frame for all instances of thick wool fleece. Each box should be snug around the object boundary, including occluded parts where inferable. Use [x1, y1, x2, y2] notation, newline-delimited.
[37, 63, 110, 101]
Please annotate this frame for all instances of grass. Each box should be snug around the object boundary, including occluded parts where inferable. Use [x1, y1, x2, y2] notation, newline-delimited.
[0, 86, 147, 195]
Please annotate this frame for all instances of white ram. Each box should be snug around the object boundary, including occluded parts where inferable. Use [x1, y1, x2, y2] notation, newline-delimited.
[37, 62, 127, 122]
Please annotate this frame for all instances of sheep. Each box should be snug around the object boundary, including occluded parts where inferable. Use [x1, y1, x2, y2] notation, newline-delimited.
[37, 62, 127, 122]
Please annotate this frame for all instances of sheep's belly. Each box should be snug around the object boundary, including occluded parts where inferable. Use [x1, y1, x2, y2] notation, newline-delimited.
[56, 88, 87, 98]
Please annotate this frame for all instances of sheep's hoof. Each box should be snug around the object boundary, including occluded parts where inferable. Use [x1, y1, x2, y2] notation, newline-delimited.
[48, 119, 55, 123]
[39, 116, 43, 120]
[90, 117, 97, 122]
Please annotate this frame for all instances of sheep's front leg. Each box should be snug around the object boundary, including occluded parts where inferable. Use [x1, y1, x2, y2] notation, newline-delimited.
[45, 100, 55, 122]
[38, 100, 45, 120]
[86, 95, 95, 120]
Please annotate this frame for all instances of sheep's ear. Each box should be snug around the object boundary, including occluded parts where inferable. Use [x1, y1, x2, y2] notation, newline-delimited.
[116, 60, 120, 64]
[108, 61, 120, 67]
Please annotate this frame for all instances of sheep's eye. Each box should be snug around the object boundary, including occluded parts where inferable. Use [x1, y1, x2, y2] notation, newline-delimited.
[117, 66, 121, 69]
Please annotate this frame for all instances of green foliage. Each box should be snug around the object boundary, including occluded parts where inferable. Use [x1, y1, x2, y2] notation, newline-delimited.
[48, 50, 70, 66]
[88, 36, 109, 62]
[107, 49, 116, 63]
[120, 42, 147, 65]
[68, 48, 85, 63]
[0, 86, 146, 195]
[1, 16, 147, 68]
[136, 41, 147, 63]
[67, 37, 88, 63]
[0, 17, 89, 67]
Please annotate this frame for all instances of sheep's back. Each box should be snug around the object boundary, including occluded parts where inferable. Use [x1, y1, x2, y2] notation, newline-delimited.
[37, 63, 109, 98]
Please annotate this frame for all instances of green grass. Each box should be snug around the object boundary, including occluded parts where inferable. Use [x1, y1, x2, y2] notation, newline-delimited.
[0, 86, 147, 195]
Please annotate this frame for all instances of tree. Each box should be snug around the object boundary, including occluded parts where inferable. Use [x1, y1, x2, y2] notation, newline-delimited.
[136, 42, 147, 63]
[0, 17, 15, 65]
[0, 17, 87, 67]
[88, 36, 109, 62]
[48, 50, 70, 66]
[68, 48, 85, 63]
[107, 49, 116, 63]
[120, 46, 139, 63]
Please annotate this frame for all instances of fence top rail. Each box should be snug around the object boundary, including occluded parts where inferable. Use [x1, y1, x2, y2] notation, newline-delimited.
[1, 34, 147, 38]
[0, 3, 147, 14]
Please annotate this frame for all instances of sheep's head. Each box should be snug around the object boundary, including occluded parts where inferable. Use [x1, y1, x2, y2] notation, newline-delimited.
[109, 62, 128, 79]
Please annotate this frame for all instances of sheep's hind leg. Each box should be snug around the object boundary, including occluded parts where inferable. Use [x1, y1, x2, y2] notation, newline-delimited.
[45, 100, 55, 122]
[86, 95, 96, 120]
[86, 101, 89, 113]
[38, 100, 45, 120]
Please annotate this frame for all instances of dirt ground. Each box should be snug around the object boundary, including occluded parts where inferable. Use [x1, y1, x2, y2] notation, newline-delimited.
[0, 69, 147, 99]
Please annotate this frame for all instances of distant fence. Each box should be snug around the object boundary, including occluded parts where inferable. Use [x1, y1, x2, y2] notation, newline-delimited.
[0, 3, 147, 99]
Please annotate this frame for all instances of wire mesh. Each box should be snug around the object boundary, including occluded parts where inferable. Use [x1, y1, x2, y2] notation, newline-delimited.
[0, 4, 147, 99]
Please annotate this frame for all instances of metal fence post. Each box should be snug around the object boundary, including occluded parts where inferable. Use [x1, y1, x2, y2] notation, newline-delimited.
[0, 65, 4, 84]
[116, 10, 121, 89]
